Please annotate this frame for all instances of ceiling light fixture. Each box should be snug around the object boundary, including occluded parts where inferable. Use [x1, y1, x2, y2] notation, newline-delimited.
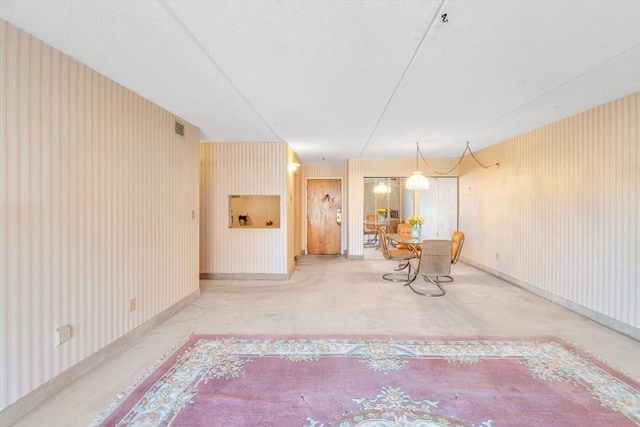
[405, 142, 430, 190]
[287, 162, 300, 172]
[373, 182, 391, 193]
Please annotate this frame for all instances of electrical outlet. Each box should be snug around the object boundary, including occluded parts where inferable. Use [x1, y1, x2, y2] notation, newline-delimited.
[129, 298, 136, 312]
[54, 324, 72, 346]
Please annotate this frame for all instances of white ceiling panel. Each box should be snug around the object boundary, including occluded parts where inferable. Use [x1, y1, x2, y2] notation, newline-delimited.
[1, 0, 638, 162]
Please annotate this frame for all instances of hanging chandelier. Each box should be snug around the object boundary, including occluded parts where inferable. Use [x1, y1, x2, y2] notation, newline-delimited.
[405, 142, 430, 190]
[373, 182, 391, 193]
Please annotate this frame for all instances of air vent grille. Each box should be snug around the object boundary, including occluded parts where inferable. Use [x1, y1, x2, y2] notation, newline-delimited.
[175, 121, 185, 137]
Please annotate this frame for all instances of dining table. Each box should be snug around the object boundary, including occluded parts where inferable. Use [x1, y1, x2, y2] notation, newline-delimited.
[385, 233, 422, 246]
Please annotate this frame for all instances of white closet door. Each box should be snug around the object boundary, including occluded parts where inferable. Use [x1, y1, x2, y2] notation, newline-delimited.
[418, 177, 458, 239]
[437, 177, 458, 238]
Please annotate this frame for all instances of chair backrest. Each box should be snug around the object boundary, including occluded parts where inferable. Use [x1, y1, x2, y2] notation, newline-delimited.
[387, 218, 400, 233]
[451, 230, 465, 264]
[364, 214, 377, 232]
[377, 226, 392, 260]
[397, 223, 412, 240]
[418, 239, 452, 276]
[378, 226, 416, 261]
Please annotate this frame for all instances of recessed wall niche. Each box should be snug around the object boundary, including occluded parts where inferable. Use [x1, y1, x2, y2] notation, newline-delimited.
[229, 195, 280, 228]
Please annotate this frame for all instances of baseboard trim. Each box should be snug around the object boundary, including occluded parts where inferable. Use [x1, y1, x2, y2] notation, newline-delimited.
[462, 258, 640, 341]
[288, 261, 296, 278]
[1, 289, 201, 426]
[199, 272, 288, 280]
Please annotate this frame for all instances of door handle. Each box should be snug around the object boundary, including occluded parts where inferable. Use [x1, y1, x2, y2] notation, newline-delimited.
[336, 209, 342, 226]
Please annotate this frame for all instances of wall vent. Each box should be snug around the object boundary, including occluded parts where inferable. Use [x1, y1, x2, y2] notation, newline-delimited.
[175, 121, 185, 137]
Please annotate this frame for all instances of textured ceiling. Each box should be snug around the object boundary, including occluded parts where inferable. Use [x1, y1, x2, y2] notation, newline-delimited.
[1, 0, 639, 162]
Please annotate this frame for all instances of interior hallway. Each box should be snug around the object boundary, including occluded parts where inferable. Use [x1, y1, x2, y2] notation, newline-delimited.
[12, 256, 640, 426]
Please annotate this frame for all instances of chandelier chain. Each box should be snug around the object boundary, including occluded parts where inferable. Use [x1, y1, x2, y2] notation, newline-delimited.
[418, 142, 499, 175]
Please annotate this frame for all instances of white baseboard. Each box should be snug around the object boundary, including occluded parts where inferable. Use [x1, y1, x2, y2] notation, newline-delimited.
[199, 272, 288, 280]
[462, 258, 640, 341]
[1, 290, 201, 426]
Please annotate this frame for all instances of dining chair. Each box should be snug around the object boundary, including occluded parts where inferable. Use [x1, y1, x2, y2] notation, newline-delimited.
[363, 214, 378, 246]
[451, 230, 465, 263]
[387, 218, 400, 233]
[397, 223, 412, 240]
[377, 226, 418, 282]
[438, 230, 465, 283]
[395, 223, 421, 252]
[405, 239, 452, 297]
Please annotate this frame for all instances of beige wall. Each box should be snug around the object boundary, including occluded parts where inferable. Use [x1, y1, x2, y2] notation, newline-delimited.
[199, 142, 296, 278]
[458, 92, 639, 337]
[1, 20, 201, 412]
[287, 146, 302, 272]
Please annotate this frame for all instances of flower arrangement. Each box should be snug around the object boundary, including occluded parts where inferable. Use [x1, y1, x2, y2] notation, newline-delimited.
[238, 213, 248, 226]
[377, 208, 388, 216]
[408, 215, 424, 226]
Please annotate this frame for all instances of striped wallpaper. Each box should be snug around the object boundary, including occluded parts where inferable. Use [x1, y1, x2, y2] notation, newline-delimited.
[458, 92, 639, 335]
[287, 146, 303, 270]
[1, 20, 200, 411]
[199, 142, 294, 278]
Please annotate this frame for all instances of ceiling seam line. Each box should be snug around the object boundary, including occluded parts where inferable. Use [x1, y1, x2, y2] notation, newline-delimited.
[473, 44, 640, 133]
[157, 0, 284, 142]
[357, 0, 447, 159]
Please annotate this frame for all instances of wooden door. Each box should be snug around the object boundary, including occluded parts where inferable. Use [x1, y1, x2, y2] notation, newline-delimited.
[307, 179, 342, 255]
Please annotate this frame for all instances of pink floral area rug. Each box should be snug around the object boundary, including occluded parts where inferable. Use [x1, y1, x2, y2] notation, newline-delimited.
[90, 335, 640, 427]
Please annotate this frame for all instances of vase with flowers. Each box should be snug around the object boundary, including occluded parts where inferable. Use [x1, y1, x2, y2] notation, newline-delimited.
[408, 215, 424, 238]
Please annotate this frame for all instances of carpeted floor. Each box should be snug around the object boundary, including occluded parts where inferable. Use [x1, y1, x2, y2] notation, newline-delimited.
[91, 335, 640, 427]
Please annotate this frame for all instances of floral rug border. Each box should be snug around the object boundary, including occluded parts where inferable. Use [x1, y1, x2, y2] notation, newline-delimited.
[89, 335, 640, 426]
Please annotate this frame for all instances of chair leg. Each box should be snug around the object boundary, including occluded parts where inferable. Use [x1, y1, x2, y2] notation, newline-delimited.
[364, 234, 378, 247]
[382, 263, 413, 282]
[394, 261, 410, 271]
[404, 264, 419, 286]
[405, 274, 446, 297]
